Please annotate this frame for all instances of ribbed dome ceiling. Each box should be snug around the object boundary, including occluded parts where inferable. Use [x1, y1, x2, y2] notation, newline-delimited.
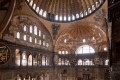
[26, 0, 105, 22]
[61, 23, 106, 41]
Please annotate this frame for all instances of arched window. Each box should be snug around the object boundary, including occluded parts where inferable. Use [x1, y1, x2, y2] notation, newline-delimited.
[84, 59, 90, 65]
[66, 51, 68, 54]
[36, 7, 39, 13]
[43, 35, 45, 39]
[28, 54, 32, 66]
[33, 55, 37, 66]
[78, 59, 82, 65]
[27, 0, 30, 2]
[43, 11, 47, 17]
[75, 45, 95, 54]
[33, 4, 36, 10]
[23, 35, 27, 41]
[39, 9, 43, 15]
[29, 36, 32, 42]
[16, 32, 20, 39]
[105, 59, 109, 65]
[92, 5, 95, 10]
[39, 30, 41, 36]
[65, 58, 69, 65]
[34, 26, 37, 35]
[42, 56, 46, 66]
[15, 49, 20, 66]
[84, 11, 88, 16]
[64, 16, 67, 21]
[89, 60, 94, 65]
[61, 59, 64, 65]
[96, 2, 99, 7]
[58, 58, 62, 65]
[46, 57, 49, 66]
[72, 15, 75, 20]
[39, 40, 42, 45]
[62, 51, 65, 54]
[23, 25, 27, 31]
[55, 15, 58, 20]
[22, 51, 27, 66]
[76, 14, 79, 18]
[88, 8, 91, 13]
[30, 25, 33, 33]
[80, 12, 83, 17]
[46, 43, 49, 47]
[43, 41, 45, 46]
[59, 15, 62, 21]
[35, 38, 37, 44]
[68, 16, 71, 21]
[58, 51, 61, 54]
[38, 54, 42, 66]
[29, 0, 33, 7]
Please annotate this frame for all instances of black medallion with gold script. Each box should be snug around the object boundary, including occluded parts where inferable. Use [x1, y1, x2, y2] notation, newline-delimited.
[0, 42, 10, 64]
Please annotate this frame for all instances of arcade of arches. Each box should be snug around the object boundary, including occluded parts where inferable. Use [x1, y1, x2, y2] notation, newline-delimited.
[0, 0, 120, 80]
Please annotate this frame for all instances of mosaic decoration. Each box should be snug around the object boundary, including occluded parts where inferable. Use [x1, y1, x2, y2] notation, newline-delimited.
[0, 42, 10, 64]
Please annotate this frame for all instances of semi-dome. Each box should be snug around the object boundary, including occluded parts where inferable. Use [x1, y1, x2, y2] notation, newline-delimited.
[55, 22, 107, 54]
[25, 0, 106, 22]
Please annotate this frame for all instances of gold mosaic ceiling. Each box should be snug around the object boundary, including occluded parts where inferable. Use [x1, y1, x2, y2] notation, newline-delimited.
[25, 0, 106, 22]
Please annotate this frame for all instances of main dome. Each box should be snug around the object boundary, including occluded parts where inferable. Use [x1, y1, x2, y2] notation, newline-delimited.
[26, 0, 105, 22]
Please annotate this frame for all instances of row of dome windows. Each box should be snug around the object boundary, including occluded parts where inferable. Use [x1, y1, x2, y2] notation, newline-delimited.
[26, 0, 101, 21]
[15, 49, 49, 66]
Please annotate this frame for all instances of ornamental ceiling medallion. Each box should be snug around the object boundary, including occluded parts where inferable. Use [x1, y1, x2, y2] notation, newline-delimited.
[0, 42, 10, 64]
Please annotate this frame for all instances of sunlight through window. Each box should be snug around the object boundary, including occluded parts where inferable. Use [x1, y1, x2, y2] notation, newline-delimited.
[76, 45, 95, 54]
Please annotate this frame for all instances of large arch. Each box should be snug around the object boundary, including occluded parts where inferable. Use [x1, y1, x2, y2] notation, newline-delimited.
[75, 45, 95, 54]
[3, 15, 53, 51]
[55, 22, 108, 54]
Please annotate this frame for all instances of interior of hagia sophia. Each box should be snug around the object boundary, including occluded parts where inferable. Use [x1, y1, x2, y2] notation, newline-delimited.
[0, 0, 120, 80]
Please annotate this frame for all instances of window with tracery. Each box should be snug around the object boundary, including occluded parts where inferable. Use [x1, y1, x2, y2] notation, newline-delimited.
[76, 45, 95, 54]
